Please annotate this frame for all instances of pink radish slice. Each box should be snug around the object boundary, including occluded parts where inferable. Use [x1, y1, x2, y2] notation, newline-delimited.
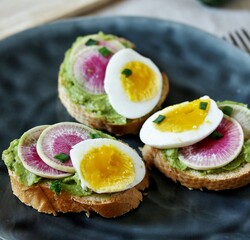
[71, 38, 127, 60]
[36, 122, 91, 173]
[18, 125, 71, 179]
[72, 37, 127, 95]
[73, 47, 111, 94]
[98, 39, 126, 52]
[178, 116, 244, 170]
[218, 102, 250, 140]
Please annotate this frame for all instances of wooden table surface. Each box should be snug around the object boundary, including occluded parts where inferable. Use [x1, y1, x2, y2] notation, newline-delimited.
[1, 0, 250, 42]
[0, 0, 114, 40]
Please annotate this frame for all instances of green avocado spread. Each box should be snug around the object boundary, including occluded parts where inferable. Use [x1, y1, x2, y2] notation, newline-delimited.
[2, 130, 113, 197]
[162, 139, 250, 175]
[59, 32, 134, 125]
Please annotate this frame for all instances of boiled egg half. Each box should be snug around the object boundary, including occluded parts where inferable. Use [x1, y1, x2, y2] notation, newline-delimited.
[104, 48, 163, 119]
[140, 96, 223, 149]
[70, 138, 145, 193]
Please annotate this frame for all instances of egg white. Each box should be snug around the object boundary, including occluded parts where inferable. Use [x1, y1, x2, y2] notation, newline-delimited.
[70, 138, 146, 193]
[139, 96, 223, 149]
[104, 48, 163, 119]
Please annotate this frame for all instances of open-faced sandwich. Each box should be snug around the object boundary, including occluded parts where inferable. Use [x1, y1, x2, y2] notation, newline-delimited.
[140, 96, 250, 190]
[2, 122, 148, 218]
[58, 32, 169, 136]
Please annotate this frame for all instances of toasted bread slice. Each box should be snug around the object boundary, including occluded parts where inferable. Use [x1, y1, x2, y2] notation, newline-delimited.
[58, 73, 169, 136]
[142, 145, 250, 191]
[9, 170, 149, 218]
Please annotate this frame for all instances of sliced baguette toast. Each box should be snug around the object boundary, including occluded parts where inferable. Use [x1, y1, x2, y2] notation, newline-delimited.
[142, 145, 250, 191]
[9, 170, 149, 218]
[58, 73, 169, 136]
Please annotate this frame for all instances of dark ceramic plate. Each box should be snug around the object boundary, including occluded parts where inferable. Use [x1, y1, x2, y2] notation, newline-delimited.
[1, 17, 250, 240]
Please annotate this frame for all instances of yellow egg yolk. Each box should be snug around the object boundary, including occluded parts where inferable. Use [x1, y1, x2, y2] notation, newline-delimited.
[155, 99, 211, 132]
[80, 144, 135, 193]
[120, 61, 159, 102]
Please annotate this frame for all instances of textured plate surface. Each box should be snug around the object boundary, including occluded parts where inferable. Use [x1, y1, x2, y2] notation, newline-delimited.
[0, 16, 250, 240]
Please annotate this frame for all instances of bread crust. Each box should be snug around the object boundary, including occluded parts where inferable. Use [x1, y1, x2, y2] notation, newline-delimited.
[142, 145, 250, 191]
[9, 170, 149, 218]
[58, 73, 169, 136]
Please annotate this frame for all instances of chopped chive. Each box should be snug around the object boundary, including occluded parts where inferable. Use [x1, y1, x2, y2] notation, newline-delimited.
[199, 101, 208, 110]
[222, 106, 233, 116]
[85, 38, 98, 46]
[210, 130, 223, 140]
[98, 47, 113, 57]
[50, 180, 62, 195]
[89, 132, 102, 139]
[121, 68, 132, 77]
[153, 114, 165, 124]
[54, 152, 70, 163]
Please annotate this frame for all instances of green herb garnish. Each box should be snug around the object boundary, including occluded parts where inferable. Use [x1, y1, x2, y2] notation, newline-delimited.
[98, 47, 113, 57]
[54, 152, 70, 163]
[50, 180, 62, 195]
[199, 101, 208, 110]
[121, 68, 132, 77]
[210, 130, 223, 140]
[85, 38, 98, 46]
[153, 114, 165, 124]
[222, 106, 233, 116]
[89, 132, 102, 139]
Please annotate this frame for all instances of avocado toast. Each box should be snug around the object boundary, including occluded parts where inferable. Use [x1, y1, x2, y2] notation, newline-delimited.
[140, 97, 250, 190]
[58, 32, 169, 136]
[2, 122, 149, 217]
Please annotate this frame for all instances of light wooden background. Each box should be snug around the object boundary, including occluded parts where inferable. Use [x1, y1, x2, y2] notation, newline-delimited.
[0, 0, 115, 40]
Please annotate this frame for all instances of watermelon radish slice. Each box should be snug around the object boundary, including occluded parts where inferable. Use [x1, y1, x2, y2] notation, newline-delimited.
[178, 116, 244, 170]
[70, 38, 126, 60]
[36, 122, 91, 173]
[73, 47, 112, 94]
[66, 33, 134, 95]
[18, 125, 71, 179]
[218, 102, 250, 140]
[71, 36, 128, 95]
